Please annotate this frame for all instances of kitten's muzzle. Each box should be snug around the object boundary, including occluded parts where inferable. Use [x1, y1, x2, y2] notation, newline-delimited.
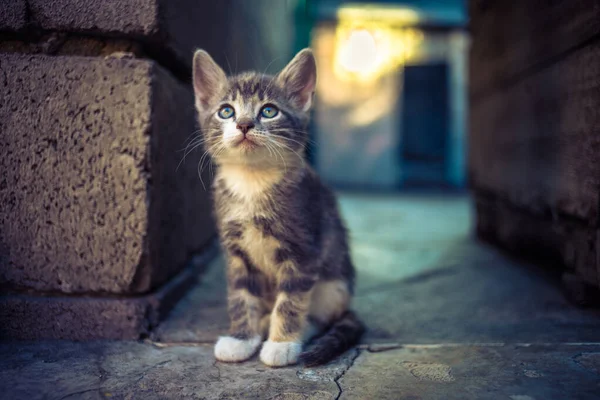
[232, 118, 259, 148]
[236, 119, 255, 135]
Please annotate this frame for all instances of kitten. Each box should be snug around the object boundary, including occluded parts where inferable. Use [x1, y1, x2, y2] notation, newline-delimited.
[192, 48, 364, 367]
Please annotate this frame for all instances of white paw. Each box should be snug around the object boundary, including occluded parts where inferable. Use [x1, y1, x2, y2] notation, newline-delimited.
[214, 335, 261, 362]
[259, 340, 302, 367]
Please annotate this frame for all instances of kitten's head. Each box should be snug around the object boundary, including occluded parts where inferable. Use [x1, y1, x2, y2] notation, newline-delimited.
[192, 48, 316, 166]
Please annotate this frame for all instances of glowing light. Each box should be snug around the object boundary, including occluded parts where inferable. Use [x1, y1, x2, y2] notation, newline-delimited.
[338, 29, 377, 73]
[333, 5, 424, 82]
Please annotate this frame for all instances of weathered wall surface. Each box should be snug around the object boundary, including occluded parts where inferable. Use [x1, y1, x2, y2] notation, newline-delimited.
[0, 54, 215, 295]
[0, 0, 221, 339]
[469, 0, 600, 289]
[0, 0, 26, 30]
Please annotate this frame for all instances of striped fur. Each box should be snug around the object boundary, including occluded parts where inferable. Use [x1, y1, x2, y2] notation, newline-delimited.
[193, 48, 364, 367]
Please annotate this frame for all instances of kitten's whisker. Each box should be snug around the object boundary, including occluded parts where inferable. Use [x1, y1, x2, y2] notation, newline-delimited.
[265, 74, 279, 94]
[178, 140, 204, 171]
[267, 129, 318, 146]
[264, 140, 275, 158]
[271, 140, 296, 169]
[268, 133, 310, 149]
[181, 129, 203, 146]
[178, 133, 207, 154]
[262, 56, 280, 77]
[197, 149, 210, 190]
[265, 142, 277, 162]
[179, 135, 209, 152]
[177, 134, 219, 172]
[200, 143, 224, 188]
[271, 140, 305, 170]
[198, 140, 220, 178]
[177, 138, 202, 153]
[260, 57, 281, 93]
[178, 129, 222, 155]
[253, 131, 274, 158]
[272, 143, 288, 175]
[268, 127, 316, 137]
[210, 144, 228, 180]
[224, 53, 233, 76]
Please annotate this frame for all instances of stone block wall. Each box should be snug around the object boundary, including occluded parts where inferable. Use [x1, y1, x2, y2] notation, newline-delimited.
[0, 54, 214, 295]
[0, 0, 225, 340]
[469, 0, 600, 291]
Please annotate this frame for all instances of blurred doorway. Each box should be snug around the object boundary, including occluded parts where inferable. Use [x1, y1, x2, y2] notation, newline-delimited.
[309, 2, 468, 190]
[400, 63, 449, 186]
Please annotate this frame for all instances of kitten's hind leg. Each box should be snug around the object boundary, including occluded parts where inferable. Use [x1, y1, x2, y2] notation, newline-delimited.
[308, 280, 350, 325]
[300, 280, 363, 366]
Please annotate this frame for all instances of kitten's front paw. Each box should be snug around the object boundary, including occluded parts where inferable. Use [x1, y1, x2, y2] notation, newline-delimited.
[214, 335, 262, 362]
[259, 340, 302, 367]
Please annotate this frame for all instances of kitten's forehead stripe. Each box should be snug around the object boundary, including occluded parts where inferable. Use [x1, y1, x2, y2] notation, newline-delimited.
[224, 74, 282, 105]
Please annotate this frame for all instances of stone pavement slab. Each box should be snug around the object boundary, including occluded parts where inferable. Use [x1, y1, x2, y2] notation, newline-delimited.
[340, 344, 600, 400]
[1, 340, 599, 399]
[0, 340, 357, 400]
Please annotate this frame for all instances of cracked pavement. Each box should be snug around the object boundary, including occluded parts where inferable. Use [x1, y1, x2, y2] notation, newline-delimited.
[2, 193, 600, 399]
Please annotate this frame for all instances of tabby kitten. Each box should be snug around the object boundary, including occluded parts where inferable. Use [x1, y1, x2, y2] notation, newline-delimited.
[192, 48, 364, 367]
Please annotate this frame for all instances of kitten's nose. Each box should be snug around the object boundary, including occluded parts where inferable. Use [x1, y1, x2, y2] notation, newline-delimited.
[236, 119, 255, 135]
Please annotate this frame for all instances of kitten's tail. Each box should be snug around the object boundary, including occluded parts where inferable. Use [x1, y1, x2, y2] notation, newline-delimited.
[299, 310, 365, 366]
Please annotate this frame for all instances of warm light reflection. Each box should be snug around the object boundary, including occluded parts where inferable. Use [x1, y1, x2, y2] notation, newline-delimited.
[334, 5, 424, 82]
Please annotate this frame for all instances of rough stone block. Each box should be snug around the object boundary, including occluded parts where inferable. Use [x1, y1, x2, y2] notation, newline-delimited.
[24, 0, 227, 71]
[0, 0, 27, 31]
[28, 0, 159, 36]
[0, 53, 214, 295]
[0, 248, 216, 340]
[469, 40, 600, 223]
[469, 0, 600, 98]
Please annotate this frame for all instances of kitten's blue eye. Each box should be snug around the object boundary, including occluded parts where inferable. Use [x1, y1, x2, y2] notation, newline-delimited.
[218, 105, 235, 119]
[260, 105, 279, 119]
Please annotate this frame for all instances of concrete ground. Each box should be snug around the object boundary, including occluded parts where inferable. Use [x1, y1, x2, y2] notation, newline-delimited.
[3, 193, 600, 399]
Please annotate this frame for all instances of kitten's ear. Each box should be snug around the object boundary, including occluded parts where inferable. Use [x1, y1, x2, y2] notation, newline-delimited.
[193, 49, 227, 113]
[277, 48, 317, 112]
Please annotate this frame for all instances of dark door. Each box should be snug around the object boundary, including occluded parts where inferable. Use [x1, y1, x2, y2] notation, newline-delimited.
[400, 63, 449, 186]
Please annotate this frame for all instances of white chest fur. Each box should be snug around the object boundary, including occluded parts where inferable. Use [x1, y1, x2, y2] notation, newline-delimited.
[217, 164, 284, 274]
[219, 164, 283, 202]
[217, 164, 283, 219]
